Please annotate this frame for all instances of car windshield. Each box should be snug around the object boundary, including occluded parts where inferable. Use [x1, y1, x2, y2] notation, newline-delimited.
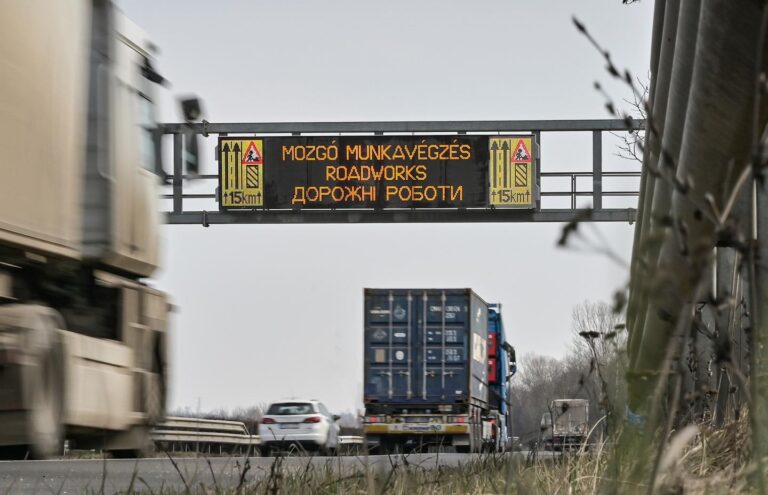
[266, 403, 315, 415]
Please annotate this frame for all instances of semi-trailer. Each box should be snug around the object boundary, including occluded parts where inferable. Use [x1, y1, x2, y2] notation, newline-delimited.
[0, 0, 200, 458]
[362, 289, 516, 453]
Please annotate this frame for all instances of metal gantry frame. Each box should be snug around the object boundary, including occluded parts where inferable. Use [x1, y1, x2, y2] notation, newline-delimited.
[159, 119, 644, 225]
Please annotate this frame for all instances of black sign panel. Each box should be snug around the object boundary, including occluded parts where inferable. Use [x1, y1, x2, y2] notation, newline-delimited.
[218, 135, 536, 210]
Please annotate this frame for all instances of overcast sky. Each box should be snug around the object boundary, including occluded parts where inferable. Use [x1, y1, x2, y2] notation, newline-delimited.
[120, 0, 654, 414]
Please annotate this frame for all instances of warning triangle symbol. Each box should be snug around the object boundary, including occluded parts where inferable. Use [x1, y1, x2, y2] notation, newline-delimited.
[513, 140, 531, 162]
[242, 141, 263, 165]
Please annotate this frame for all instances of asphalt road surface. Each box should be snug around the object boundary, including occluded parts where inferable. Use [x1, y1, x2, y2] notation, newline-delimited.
[0, 452, 551, 494]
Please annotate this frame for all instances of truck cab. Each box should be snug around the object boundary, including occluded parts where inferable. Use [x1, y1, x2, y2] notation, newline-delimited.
[0, 0, 200, 458]
[548, 399, 589, 452]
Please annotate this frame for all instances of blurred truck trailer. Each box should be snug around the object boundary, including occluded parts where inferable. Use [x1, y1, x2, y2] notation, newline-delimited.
[0, 0, 199, 458]
[362, 289, 516, 453]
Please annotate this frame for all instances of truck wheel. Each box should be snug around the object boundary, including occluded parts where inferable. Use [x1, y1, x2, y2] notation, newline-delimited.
[142, 334, 167, 426]
[144, 374, 164, 425]
[26, 336, 64, 459]
[106, 426, 154, 458]
[144, 339, 166, 426]
[367, 445, 382, 455]
[0, 305, 65, 459]
[9, 306, 65, 460]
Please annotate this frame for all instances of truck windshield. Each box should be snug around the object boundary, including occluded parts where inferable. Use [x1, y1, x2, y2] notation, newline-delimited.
[266, 403, 315, 415]
[137, 93, 156, 172]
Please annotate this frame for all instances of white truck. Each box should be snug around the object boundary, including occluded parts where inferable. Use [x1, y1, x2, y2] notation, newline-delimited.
[541, 399, 589, 452]
[0, 0, 199, 458]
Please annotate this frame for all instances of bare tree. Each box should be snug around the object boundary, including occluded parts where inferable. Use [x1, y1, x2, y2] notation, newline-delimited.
[612, 76, 648, 163]
[570, 301, 628, 433]
[509, 301, 626, 444]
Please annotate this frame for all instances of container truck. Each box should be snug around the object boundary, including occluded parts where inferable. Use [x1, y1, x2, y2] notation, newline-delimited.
[362, 289, 517, 453]
[544, 399, 589, 451]
[0, 0, 200, 458]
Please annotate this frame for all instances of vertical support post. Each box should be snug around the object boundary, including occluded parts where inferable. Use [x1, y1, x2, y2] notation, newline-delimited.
[592, 130, 603, 211]
[751, 175, 768, 492]
[534, 130, 542, 210]
[423, 292, 428, 400]
[388, 291, 394, 400]
[407, 292, 413, 399]
[571, 175, 577, 210]
[173, 133, 183, 214]
[440, 292, 446, 400]
[713, 247, 736, 426]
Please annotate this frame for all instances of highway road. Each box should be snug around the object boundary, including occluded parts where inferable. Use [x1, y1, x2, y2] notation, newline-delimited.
[0, 452, 549, 494]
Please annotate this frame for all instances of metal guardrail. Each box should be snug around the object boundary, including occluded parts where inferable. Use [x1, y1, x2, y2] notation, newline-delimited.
[156, 417, 253, 435]
[151, 417, 364, 455]
[151, 417, 260, 455]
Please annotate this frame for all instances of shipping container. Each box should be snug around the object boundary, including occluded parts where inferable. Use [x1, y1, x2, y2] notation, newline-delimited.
[363, 288, 489, 412]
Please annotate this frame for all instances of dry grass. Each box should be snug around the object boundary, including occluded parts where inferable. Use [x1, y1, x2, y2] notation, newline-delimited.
[71, 419, 759, 494]
[652, 414, 752, 494]
[122, 441, 751, 495]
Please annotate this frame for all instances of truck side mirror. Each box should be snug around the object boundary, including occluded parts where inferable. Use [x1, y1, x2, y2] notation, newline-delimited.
[180, 97, 202, 121]
[505, 345, 517, 379]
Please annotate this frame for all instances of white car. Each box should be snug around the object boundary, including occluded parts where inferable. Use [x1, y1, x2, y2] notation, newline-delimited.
[258, 400, 340, 455]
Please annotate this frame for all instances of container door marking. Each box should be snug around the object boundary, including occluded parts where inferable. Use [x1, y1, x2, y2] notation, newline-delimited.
[472, 333, 487, 363]
[441, 291, 446, 399]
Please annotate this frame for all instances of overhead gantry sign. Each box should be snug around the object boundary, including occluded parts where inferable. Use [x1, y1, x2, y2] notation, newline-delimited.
[159, 119, 642, 225]
[218, 135, 536, 210]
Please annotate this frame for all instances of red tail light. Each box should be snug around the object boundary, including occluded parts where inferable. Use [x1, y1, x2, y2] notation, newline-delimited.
[261, 418, 276, 424]
[488, 358, 498, 384]
[303, 416, 322, 423]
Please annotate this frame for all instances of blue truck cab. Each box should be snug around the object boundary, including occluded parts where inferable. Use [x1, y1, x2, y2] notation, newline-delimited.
[487, 304, 517, 450]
